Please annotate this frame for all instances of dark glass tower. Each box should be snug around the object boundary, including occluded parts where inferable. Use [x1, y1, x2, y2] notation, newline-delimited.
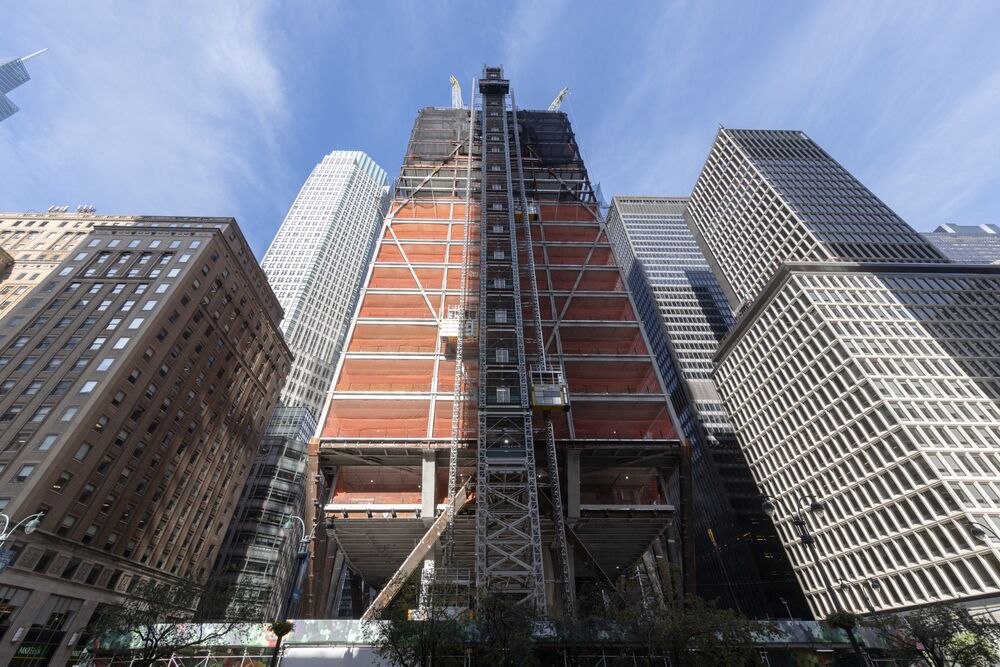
[606, 196, 809, 619]
[0, 50, 46, 122]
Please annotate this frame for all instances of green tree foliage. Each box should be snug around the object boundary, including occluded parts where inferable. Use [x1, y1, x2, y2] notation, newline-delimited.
[870, 602, 1000, 667]
[90, 577, 257, 667]
[469, 592, 540, 667]
[364, 577, 466, 667]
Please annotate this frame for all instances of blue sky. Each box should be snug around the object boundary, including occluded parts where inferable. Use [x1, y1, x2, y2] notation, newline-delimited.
[2, 1, 1000, 257]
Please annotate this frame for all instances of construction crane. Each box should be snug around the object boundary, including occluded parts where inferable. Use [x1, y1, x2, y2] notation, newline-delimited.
[450, 75, 463, 109]
[548, 86, 569, 112]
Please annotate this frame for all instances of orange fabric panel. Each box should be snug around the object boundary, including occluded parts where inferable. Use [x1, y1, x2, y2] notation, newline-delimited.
[556, 295, 636, 322]
[336, 358, 435, 393]
[539, 203, 599, 222]
[322, 399, 430, 439]
[358, 293, 440, 320]
[539, 225, 601, 243]
[544, 269, 624, 292]
[390, 223, 451, 241]
[369, 267, 444, 289]
[557, 325, 649, 356]
[563, 360, 660, 395]
[571, 401, 675, 440]
[347, 323, 437, 353]
[375, 243, 448, 264]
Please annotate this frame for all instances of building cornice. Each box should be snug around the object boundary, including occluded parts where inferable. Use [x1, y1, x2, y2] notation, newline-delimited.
[713, 261, 1000, 362]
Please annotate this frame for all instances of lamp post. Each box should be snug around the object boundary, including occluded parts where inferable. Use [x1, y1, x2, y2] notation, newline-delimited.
[269, 515, 313, 667]
[969, 520, 1000, 544]
[763, 494, 872, 667]
[0, 511, 44, 546]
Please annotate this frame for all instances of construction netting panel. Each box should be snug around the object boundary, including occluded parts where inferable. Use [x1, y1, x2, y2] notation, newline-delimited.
[406, 108, 470, 159]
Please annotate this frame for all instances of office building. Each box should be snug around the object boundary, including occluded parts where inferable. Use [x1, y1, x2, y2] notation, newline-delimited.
[0, 49, 46, 122]
[605, 196, 807, 618]
[211, 407, 315, 621]
[261, 151, 389, 417]
[689, 128, 1000, 617]
[923, 224, 1000, 264]
[686, 129, 946, 311]
[304, 67, 688, 618]
[210, 151, 388, 620]
[0, 214, 290, 666]
[0, 209, 122, 321]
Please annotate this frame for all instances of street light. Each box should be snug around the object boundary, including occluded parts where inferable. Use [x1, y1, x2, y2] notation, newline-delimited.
[969, 520, 1000, 543]
[279, 516, 314, 620]
[762, 493, 873, 667]
[0, 511, 45, 546]
[269, 515, 314, 667]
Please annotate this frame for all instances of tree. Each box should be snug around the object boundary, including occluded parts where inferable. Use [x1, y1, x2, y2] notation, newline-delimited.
[871, 602, 1000, 667]
[580, 583, 773, 666]
[363, 577, 466, 667]
[91, 577, 257, 667]
[470, 591, 540, 667]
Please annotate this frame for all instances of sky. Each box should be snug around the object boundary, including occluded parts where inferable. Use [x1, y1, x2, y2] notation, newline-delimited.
[2, 0, 1000, 258]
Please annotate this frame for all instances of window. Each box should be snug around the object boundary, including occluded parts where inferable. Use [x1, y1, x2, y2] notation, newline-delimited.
[142, 300, 157, 311]
[57, 516, 77, 537]
[496, 349, 509, 363]
[60, 407, 79, 421]
[96, 358, 114, 372]
[81, 525, 98, 545]
[30, 406, 51, 422]
[496, 387, 510, 403]
[39, 434, 58, 451]
[128, 318, 144, 330]
[155, 284, 169, 294]
[89, 337, 107, 350]
[51, 471, 73, 493]
[78, 483, 96, 504]
[33, 549, 56, 573]
[73, 443, 92, 461]
[14, 464, 35, 482]
[113, 337, 130, 350]
[73, 252, 88, 261]
[80, 381, 98, 394]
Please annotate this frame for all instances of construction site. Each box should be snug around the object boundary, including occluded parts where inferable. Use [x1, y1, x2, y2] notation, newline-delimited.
[303, 66, 691, 619]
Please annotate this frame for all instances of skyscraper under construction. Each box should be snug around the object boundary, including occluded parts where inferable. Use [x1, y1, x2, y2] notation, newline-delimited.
[304, 66, 689, 617]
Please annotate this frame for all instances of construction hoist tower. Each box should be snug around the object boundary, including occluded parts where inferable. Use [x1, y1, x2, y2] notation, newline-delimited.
[475, 67, 548, 610]
[306, 65, 688, 621]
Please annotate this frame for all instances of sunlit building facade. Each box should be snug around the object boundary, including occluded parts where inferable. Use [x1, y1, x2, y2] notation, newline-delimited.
[689, 128, 1000, 617]
[261, 151, 389, 417]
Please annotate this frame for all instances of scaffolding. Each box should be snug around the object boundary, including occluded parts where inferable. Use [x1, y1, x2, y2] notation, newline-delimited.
[474, 67, 546, 611]
[309, 65, 689, 622]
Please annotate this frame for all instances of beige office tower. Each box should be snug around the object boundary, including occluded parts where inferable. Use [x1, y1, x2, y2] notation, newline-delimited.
[0, 213, 290, 666]
[0, 210, 134, 321]
[689, 129, 1000, 618]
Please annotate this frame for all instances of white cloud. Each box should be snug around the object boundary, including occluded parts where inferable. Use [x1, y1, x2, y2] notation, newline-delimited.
[877, 66, 1000, 227]
[0, 1, 292, 249]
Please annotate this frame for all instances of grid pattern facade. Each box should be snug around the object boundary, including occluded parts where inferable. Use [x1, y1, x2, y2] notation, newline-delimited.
[923, 224, 1000, 265]
[0, 214, 133, 321]
[605, 196, 807, 618]
[261, 151, 388, 417]
[687, 129, 946, 308]
[714, 264, 1000, 616]
[0, 215, 289, 666]
[212, 406, 315, 620]
[0, 57, 31, 122]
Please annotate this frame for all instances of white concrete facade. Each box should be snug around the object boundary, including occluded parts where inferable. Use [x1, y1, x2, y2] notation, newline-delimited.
[714, 264, 1000, 616]
[261, 151, 389, 417]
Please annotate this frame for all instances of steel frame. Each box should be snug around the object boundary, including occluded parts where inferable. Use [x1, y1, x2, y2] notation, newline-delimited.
[474, 68, 546, 610]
